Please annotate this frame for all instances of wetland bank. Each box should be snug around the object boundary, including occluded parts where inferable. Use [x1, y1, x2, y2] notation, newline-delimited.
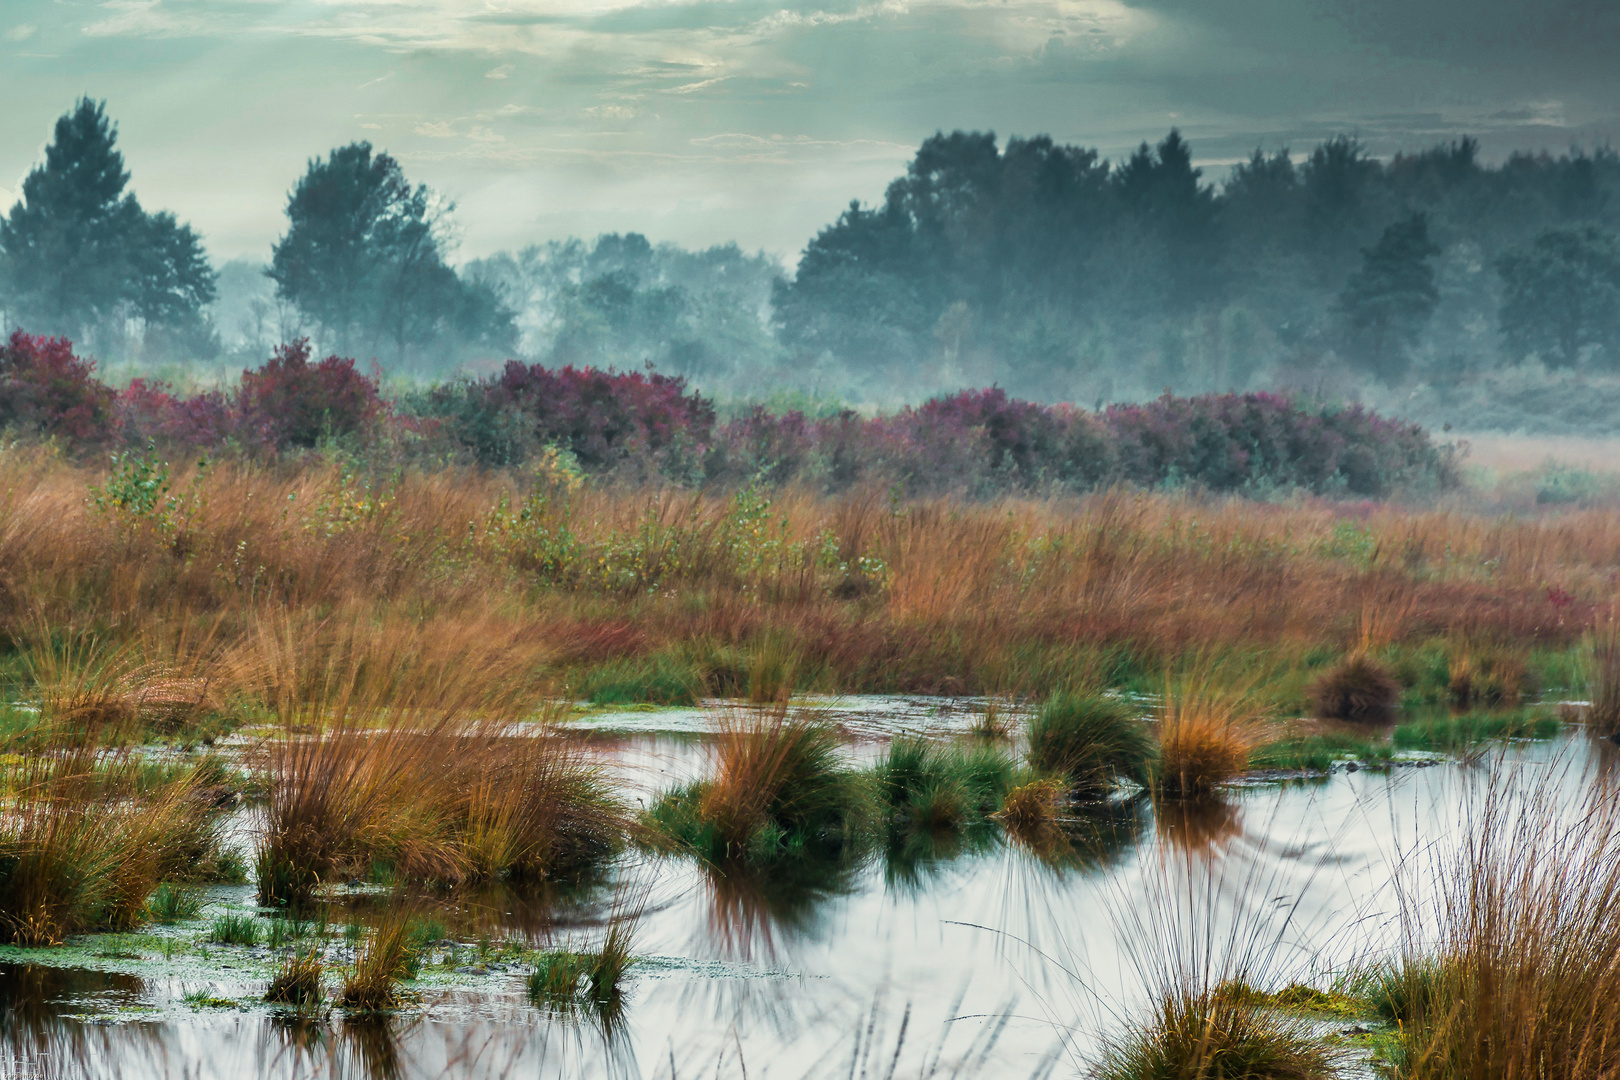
[3, 438, 1620, 1079]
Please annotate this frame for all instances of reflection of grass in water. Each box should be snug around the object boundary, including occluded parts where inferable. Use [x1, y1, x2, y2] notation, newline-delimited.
[1153, 796, 1244, 858]
[1008, 796, 1151, 873]
[1093, 799, 1350, 1080]
[702, 851, 863, 960]
[883, 819, 1001, 892]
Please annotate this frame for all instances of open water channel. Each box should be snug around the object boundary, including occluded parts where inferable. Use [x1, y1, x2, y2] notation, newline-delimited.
[2, 696, 1607, 1079]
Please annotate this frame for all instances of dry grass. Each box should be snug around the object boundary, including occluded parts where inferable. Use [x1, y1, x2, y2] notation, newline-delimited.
[1383, 763, 1620, 1079]
[1156, 676, 1270, 800]
[3, 450, 1617, 712]
[264, 947, 325, 1011]
[338, 908, 417, 1013]
[0, 748, 224, 944]
[1590, 615, 1620, 733]
[997, 778, 1065, 832]
[256, 717, 629, 905]
[1099, 799, 1345, 1080]
[1308, 655, 1401, 723]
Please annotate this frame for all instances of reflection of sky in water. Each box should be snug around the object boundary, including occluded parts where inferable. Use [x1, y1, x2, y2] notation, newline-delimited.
[3, 720, 1611, 1079]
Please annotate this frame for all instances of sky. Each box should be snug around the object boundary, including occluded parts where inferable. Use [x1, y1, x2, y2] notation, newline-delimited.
[2, 0, 1617, 267]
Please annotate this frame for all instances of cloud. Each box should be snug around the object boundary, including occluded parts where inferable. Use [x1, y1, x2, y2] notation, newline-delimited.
[486, 64, 513, 80]
[7, 23, 37, 41]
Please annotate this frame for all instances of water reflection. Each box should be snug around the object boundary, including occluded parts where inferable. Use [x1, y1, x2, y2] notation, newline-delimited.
[699, 853, 861, 962]
[0, 963, 149, 1077]
[6, 732, 1613, 1078]
[1153, 796, 1244, 860]
[1005, 795, 1150, 872]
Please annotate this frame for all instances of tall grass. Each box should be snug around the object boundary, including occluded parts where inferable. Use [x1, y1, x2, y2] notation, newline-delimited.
[256, 716, 629, 904]
[0, 749, 226, 944]
[339, 908, 418, 1013]
[3, 450, 1614, 713]
[1155, 677, 1270, 799]
[1096, 802, 1344, 1080]
[1589, 615, 1620, 733]
[1383, 762, 1620, 1079]
[248, 613, 629, 905]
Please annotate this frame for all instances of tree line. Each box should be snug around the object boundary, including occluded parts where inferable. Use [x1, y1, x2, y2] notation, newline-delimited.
[2, 99, 1617, 413]
[0, 99, 513, 371]
[772, 130, 1620, 401]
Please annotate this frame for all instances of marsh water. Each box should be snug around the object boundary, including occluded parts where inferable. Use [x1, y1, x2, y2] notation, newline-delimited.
[3, 698, 1609, 1080]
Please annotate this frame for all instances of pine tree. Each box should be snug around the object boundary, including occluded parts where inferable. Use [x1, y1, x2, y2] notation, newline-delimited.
[0, 98, 216, 347]
[1497, 226, 1620, 369]
[1336, 213, 1440, 382]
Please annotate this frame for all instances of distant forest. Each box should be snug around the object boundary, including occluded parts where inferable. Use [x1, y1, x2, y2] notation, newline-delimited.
[4, 99, 1620, 432]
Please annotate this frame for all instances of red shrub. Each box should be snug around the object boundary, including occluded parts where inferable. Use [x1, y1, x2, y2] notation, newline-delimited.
[0, 331, 116, 445]
[237, 339, 384, 450]
[117, 378, 233, 449]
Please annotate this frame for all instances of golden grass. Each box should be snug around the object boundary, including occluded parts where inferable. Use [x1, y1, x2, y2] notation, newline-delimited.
[3, 449, 1618, 710]
[1156, 676, 1271, 799]
[1385, 764, 1620, 1079]
[0, 748, 223, 944]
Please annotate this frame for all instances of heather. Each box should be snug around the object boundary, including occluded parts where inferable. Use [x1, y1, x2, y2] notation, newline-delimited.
[3, 333, 1454, 500]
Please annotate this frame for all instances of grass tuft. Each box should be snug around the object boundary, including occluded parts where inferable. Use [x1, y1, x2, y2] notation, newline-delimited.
[1155, 678, 1267, 799]
[1098, 988, 1341, 1080]
[1308, 655, 1401, 723]
[264, 947, 325, 1011]
[148, 882, 203, 924]
[1027, 692, 1155, 795]
[208, 911, 261, 946]
[338, 910, 418, 1013]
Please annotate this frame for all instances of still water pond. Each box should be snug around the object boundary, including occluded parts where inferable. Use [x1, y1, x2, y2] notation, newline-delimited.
[3, 699, 1608, 1080]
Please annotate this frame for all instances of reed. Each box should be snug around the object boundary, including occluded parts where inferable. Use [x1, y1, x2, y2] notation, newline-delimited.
[1589, 615, 1620, 733]
[0, 751, 225, 944]
[339, 908, 418, 1013]
[264, 946, 325, 1011]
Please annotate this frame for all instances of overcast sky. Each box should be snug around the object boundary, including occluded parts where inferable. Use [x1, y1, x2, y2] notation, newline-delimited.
[3, 0, 1616, 265]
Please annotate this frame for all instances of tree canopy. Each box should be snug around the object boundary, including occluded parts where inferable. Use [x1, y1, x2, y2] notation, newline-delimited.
[0, 98, 216, 350]
[269, 142, 513, 368]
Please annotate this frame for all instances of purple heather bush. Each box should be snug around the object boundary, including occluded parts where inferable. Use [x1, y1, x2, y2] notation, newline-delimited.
[2, 333, 1453, 498]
